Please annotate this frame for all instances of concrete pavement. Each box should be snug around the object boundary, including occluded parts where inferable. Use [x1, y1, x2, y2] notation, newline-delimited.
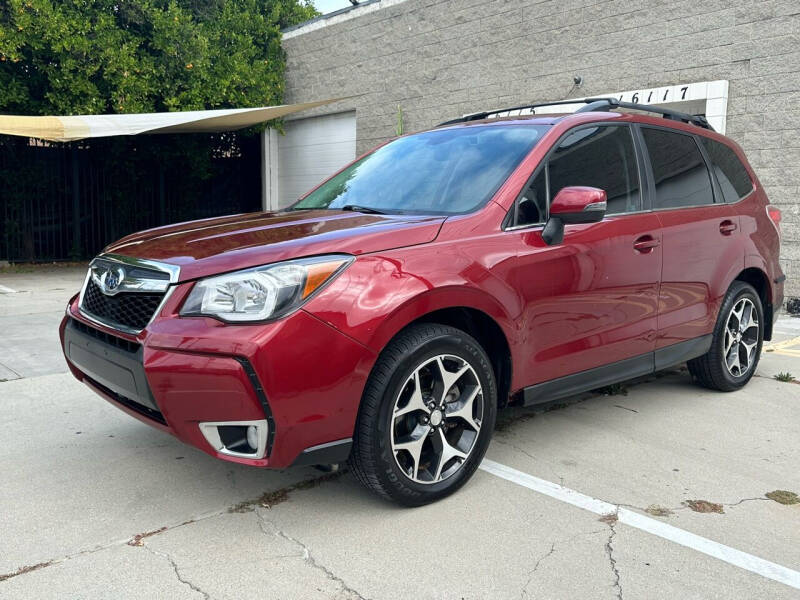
[1, 266, 799, 599]
[0, 266, 84, 381]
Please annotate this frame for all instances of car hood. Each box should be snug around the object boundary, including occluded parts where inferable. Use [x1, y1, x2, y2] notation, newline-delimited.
[104, 209, 446, 281]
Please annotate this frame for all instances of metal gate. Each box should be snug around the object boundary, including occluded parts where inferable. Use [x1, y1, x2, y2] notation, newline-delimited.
[0, 133, 261, 262]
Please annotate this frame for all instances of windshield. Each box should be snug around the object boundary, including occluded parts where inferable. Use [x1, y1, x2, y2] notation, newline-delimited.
[291, 125, 548, 215]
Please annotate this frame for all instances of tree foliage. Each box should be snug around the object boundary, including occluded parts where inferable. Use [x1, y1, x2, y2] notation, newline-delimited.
[0, 1, 318, 262]
[0, 0, 318, 115]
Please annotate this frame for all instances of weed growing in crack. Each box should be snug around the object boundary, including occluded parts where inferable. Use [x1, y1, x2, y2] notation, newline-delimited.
[774, 372, 796, 383]
[257, 488, 290, 509]
[594, 383, 628, 396]
[645, 505, 674, 517]
[765, 490, 799, 505]
[228, 500, 256, 513]
[127, 527, 168, 546]
[228, 469, 349, 514]
[598, 512, 619, 525]
[684, 499, 724, 514]
[0, 561, 53, 583]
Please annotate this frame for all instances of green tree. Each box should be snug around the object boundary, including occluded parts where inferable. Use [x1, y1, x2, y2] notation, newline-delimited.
[0, 0, 317, 115]
[0, 0, 317, 262]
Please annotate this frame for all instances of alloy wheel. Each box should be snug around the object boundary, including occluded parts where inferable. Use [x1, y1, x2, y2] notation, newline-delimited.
[390, 354, 483, 484]
[723, 297, 759, 377]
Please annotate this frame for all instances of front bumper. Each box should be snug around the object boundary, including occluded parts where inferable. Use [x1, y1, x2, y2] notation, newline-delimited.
[61, 283, 376, 468]
[63, 318, 163, 419]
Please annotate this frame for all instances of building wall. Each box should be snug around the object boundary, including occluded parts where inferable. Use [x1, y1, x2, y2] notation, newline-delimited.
[282, 0, 800, 297]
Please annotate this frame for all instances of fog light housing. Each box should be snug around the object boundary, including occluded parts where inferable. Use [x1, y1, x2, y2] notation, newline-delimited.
[199, 419, 269, 459]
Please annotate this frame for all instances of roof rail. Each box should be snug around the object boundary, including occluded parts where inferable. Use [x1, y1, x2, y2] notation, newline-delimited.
[576, 97, 713, 130]
[438, 97, 714, 131]
[437, 99, 596, 127]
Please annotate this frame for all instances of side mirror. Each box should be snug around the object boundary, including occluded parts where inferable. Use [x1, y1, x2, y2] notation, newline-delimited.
[542, 186, 607, 245]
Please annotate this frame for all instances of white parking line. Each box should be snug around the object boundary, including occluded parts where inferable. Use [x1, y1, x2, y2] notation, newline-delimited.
[479, 459, 800, 591]
[0, 283, 16, 294]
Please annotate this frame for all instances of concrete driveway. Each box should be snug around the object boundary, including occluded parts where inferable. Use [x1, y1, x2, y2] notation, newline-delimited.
[1, 266, 799, 599]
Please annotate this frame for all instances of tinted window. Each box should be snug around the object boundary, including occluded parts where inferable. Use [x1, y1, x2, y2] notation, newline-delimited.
[516, 163, 547, 225]
[515, 125, 640, 226]
[642, 128, 714, 209]
[292, 125, 547, 215]
[699, 137, 753, 202]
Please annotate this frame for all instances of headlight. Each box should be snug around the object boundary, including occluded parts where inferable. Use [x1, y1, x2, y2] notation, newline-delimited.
[180, 255, 352, 323]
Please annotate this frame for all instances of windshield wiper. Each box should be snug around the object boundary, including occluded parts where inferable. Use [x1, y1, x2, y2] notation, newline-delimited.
[338, 204, 387, 215]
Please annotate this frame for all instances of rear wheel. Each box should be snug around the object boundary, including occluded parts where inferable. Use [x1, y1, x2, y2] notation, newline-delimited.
[688, 281, 763, 391]
[349, 323, 496, 506]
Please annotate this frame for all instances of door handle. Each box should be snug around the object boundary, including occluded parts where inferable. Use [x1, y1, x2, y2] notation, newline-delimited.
[633, 235, 660, 254]
[719, 220, 737, 235]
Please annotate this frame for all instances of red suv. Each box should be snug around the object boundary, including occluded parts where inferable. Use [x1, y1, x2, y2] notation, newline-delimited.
[60, 98, 784, 505]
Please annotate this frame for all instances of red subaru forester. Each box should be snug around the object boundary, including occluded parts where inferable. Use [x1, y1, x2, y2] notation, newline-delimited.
[61, 99, 784, 505]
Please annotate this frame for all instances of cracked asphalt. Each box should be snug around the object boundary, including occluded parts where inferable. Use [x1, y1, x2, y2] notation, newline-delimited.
[2, 266, 799, 599]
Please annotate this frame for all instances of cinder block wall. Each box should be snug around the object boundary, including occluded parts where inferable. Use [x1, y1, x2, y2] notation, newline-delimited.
[282, 0, 800, 298]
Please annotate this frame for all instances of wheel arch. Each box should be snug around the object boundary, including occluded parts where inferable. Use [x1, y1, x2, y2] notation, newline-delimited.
[364, 287, 518, 409]
[734, 267, 773, 340]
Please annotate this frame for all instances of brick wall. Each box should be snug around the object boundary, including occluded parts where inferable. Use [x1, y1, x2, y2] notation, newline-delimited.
[282, 0, 800, 298]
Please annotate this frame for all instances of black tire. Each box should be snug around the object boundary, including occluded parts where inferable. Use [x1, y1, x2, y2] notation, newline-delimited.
[349, 323, 497, 506]
[688, 281, 763, 392]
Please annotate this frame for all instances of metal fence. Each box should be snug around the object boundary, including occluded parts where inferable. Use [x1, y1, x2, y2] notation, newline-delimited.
[0, 133, 261, 262]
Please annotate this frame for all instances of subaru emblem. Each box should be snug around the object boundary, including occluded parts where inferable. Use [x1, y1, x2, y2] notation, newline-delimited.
[105, 271, 119, 290]
[99, 266, 125, 295]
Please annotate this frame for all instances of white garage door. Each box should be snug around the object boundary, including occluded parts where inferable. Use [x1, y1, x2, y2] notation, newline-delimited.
[277, 111, 356, 208]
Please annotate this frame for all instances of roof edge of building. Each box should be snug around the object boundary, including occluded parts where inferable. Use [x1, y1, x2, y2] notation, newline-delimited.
[283, 0, 411, 39]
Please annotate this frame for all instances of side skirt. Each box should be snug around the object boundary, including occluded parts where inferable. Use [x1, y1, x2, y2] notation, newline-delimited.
[654, 334, 712, 370]
[521, 335, 712, 407]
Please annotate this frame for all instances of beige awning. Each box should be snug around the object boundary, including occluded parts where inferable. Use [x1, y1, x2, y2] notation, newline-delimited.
[0, 98, 345, 142]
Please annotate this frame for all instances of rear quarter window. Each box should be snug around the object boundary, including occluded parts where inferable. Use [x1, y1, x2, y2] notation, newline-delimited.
[641, 127, 714, 209]
[699, 137, 754, 203]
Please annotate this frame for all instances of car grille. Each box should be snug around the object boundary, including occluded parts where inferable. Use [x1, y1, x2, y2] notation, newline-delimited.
[81, 278, 164, 332]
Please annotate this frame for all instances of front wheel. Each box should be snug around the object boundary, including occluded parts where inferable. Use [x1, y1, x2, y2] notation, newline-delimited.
[349, 323, 497, 506]
[688, 281, 763, 391]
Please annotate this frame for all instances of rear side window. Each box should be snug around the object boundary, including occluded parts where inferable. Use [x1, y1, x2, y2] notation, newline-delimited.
[699, 137, 753, 202]
[642, 128, 714, 209]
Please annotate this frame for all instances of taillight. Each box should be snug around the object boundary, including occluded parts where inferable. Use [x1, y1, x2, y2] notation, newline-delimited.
[766, 205, 781, 240]
[767, 205, 782, 226]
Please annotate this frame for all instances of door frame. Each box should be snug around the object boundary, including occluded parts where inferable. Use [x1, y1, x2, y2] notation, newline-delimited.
[503, 121, 651, 230]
